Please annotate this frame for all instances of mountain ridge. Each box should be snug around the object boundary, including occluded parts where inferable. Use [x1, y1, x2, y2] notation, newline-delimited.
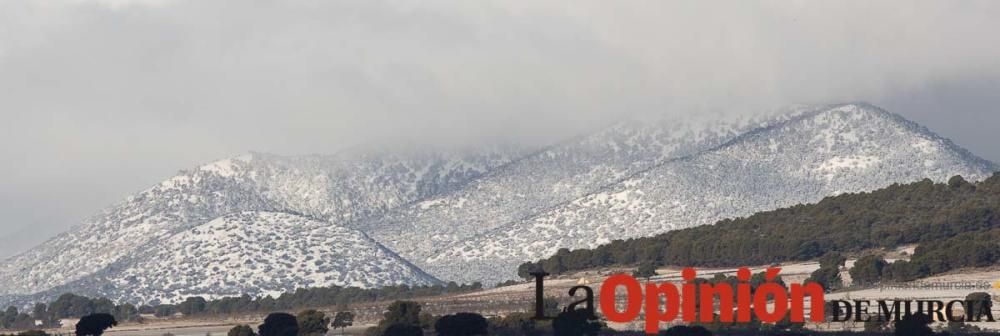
[0, 103, 995, 305]
[0, 149, 514, 298]
[415, 103, 997, 284]
[8, 211, 442, 305]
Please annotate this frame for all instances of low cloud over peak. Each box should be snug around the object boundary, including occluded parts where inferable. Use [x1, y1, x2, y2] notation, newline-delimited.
[1, 0, 999, 256]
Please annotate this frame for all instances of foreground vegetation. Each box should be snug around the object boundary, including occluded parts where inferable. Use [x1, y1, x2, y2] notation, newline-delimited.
[6, 282, 481, 330]
[519, 174, 1000, 283]
[305, 299, 994, 335]
[6, 293, 994, 336]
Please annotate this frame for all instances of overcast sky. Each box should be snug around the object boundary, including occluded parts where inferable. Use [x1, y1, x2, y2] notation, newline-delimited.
[1, 0, 999, 257]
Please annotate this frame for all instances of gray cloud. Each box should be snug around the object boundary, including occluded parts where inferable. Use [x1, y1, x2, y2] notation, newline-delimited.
[1, 0, 999, 257]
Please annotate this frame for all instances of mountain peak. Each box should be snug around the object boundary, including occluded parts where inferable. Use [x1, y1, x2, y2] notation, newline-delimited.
[412, 104, 998, 284]
[0, 104, 995, 304]
[196, 154, 254, 177]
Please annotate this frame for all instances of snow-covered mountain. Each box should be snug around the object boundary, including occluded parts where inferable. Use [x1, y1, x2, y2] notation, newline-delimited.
[0, 149, 515, 302]
[420, 103, 998, 284]
[356, 107, 820, 277]
[0, 103, 995, 304]
[40, 211, 439, 304]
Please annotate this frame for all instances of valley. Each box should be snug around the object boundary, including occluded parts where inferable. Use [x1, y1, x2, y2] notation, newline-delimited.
[27, 258, 1000, 335]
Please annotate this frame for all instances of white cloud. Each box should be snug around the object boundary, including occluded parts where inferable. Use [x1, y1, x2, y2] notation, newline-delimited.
[0, 0, 998, 256]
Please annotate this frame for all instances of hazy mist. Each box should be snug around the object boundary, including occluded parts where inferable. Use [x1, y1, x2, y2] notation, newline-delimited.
[1, 0, 999, 257]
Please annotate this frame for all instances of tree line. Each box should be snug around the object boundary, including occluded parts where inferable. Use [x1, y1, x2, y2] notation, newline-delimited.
[361, 300, 605, 336]
[1, 294, 138, 329]
[519, 174, 1000, 281]
[163, 282, 481, 317]
[9, 281, 482, 329]
[354, 297, 994, 336]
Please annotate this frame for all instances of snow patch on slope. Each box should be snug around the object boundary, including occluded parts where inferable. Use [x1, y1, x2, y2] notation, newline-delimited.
[106, 211, 439, 303]
[416, 104, 998, 284]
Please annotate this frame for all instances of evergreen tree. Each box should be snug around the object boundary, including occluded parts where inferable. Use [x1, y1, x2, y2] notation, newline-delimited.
[552, 309, 602, 336]
[806, 266, 842, 291]
[368, 301, 423, 336]
[487, 313, 538, 336]
[178, 297, 207, 316]
[818, 252, 847, 269]
[331, 311, 355, 334]
[296, 310, 329, 336]
[257, 313, 298, 336]
[50, 294, 94, 318]
[227, 325, 256, 336]
[434, 313, 488, 336]
[893, 313, 934, 336]
[850, 255, 888, 285]
[4, 306, 18, 327]
[31, 304, 47, 323]
[965, 292, 993, 320]
[381, 301, 421, 326]
[632, 262, 658, 279]
[74, 313, 117, 336]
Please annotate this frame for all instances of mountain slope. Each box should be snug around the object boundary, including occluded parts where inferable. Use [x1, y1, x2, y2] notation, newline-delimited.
[0, 149, 515, 298]
[357, 108, 822, 273]
[418, 104, 997, 284]
[45, 211, 440, 304]
[519, 171, 1000, 281]
[0, 103, 995, 304]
